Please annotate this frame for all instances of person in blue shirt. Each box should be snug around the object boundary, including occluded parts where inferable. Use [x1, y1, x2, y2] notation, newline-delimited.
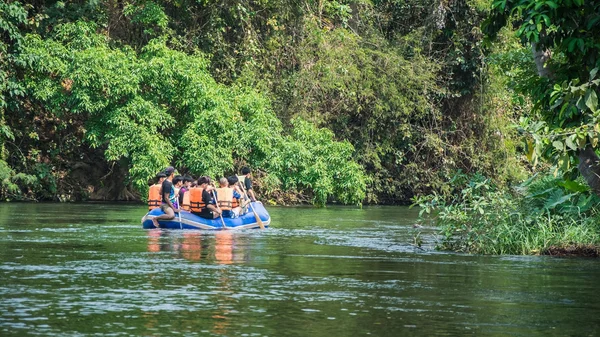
[217, 177, 243, 218]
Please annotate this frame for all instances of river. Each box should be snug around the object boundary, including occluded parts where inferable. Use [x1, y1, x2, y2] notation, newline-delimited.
[0, 203, 599, 336]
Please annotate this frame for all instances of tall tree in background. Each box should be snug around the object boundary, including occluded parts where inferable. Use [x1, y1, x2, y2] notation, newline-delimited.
[483, 0, 600, 194]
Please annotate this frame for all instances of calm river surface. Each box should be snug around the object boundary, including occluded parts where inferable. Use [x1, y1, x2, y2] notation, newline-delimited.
[1, 203, 599, 336]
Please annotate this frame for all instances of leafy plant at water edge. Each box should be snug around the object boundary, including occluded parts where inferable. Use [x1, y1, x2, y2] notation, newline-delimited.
[414, 171, 600, 255]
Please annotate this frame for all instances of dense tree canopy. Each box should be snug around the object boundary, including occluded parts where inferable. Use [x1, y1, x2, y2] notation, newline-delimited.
[1, 0, 525, 204]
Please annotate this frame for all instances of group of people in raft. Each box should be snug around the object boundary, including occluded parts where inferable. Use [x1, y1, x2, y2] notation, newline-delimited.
[147, 166, 259, 228]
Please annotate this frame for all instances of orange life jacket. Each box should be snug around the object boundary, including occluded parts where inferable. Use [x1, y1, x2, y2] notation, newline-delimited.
[148, 184, 161, 210]
[181, 190, 191, 211]
[232, 196, 239, 208]
[216, 188, 233, 210]
[189, 187, 206, 213]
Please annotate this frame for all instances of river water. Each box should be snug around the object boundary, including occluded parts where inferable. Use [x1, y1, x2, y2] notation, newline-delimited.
[0, 203, 599, 336]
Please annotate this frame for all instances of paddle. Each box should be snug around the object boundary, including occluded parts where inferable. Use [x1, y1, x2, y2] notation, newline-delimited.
[178, 208, 182, 229]
[212, 189, 227, 229]
[238, 182, 265, 229]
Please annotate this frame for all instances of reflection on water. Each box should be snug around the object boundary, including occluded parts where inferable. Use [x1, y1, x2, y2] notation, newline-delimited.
[0, 203, 600, 337]
[146, 230, 250, 264]
[146, 229, 249, 335]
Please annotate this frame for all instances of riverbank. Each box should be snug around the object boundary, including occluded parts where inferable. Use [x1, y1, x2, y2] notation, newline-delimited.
[543, 245, 600, 258]
[415, 172, 600, 257]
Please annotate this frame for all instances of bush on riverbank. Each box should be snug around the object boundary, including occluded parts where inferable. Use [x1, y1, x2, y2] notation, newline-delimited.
[414, 172, 600, 255]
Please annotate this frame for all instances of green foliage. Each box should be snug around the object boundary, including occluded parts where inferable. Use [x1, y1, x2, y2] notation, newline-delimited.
[285, 19, 439, 202]
[12, 20, 366, 204]
[2, 0, 526, 204]
[270, 119, 367, 205]
[0, 1, 38, 200]
[0, 159, 38, 201]
[414, 172, 600, 254]
[1, 0, 28, 136]
[484, 0, 600, 176]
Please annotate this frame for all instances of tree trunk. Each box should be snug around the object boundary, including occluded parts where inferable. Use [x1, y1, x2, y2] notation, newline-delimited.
[578, 146, 600, 196]
[530, 43, 600, 196]
[0, 109, 5, 161]
[532, 42, 552, 79]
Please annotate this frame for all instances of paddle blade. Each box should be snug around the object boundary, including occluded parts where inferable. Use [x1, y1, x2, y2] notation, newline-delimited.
[250, 202, 265, 229]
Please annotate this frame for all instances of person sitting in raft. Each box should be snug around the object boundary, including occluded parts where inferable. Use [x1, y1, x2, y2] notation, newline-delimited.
[227, 175, 248, 216]
[216, 177, 243, 218]
[151, 166, 180, 228]
[172, 175, 184, 209]
[179, 175, 193, 211]
[148, 172, 167, 211]
[188, 179, 205, 215]
[239, 166, 258, 202]
[193, 176, 222, 219]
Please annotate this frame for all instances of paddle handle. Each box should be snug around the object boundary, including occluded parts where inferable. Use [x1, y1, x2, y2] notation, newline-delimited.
[212, 190, 227, 229]
[238, 182, 265, 229]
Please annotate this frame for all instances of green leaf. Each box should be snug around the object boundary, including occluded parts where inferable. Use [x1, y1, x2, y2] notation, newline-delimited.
[557, 180, 589, 192]
[568, 38, 577, 52]
[552, 140, 564, 151]
[492, 0, 507, 9]
[591, 67, 598, 81]
[544, 192, 576, 210]
[587, 16, 600, 30]
[542, 14, 551, 27]
[545, 1, 558, 9]
[577, 38, 585, 52]
[585, 90, 598, 112]
[565, 136, 577, 151]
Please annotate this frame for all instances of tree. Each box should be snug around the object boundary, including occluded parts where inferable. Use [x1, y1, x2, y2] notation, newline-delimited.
[483, 0, 600, 194]
[14, 21, 367, 204]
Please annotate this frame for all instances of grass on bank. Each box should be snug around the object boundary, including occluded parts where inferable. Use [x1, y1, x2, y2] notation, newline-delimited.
[413, 172, 600, 255]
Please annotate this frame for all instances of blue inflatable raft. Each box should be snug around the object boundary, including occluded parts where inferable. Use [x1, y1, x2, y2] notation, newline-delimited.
[141, 202, 271, 230]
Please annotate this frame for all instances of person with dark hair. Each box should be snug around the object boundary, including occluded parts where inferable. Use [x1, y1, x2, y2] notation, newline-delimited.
[147, 172, 167, 211]
[152, 166, 179, 227]
[172, 175, 184, 209]
[192, 176, 221, 219]
[239, 166, 257, 202]
[216, 177, 244, 218]
[179, 175, 193, 210]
